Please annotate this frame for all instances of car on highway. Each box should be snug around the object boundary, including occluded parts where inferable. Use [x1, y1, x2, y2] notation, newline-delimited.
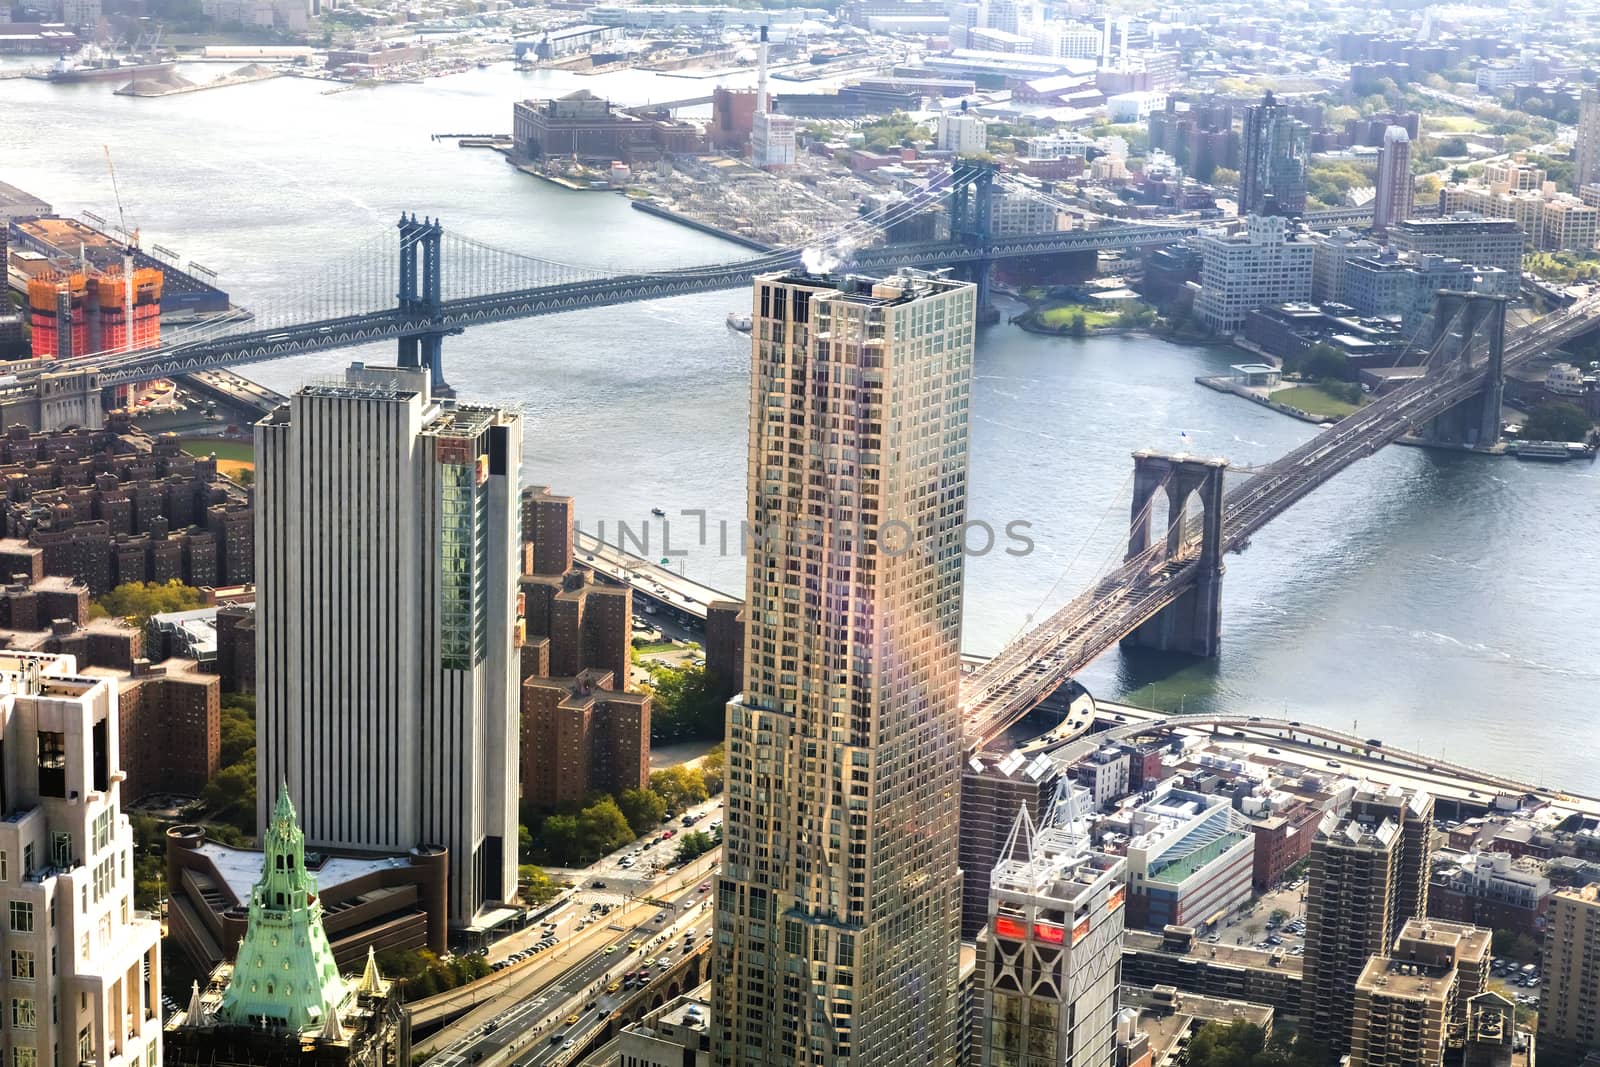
[656, 956, 671, 967]
[603, 945, 617, 955]
[592, 880, 607, 889]
[698, 882, 711, 893]
[607, 982, 620, 993]
[566, 1014, 580, 1026]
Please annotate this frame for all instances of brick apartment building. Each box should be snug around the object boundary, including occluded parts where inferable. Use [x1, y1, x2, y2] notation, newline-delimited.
[117, 658, 221, 801]
[215, 602, 255, 694]
[520, 669, 650, 808]
[519, 486, 631, 688]
[0, 423, 252, 594]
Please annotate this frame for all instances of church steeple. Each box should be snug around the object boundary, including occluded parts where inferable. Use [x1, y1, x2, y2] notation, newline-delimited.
[218, 783, 349, 1033]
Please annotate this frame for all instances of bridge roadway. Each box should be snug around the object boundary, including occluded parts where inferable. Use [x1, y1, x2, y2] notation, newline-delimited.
[960, 294, 1600, 745]
[39, 224, 1199, 386]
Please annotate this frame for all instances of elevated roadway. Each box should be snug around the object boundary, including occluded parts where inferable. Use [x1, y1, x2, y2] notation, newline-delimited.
[1038, 704, 1600, 820]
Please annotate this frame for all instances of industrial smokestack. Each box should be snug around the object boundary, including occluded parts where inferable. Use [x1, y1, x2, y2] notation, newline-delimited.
[757, 25, 769, 115]
[1101, 13, 1111, 68]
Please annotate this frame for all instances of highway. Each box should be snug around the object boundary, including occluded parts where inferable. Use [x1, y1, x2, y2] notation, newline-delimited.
[572, 529, 737, 623]
[1058, 703, 1600, 820]
[424, 857, 717, 1067]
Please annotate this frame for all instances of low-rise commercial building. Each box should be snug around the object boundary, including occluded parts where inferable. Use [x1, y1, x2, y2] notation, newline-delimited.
[1115, 783, 1256, 930]
[513, 91, 701, 163]
[165, 822, 447, 976]
[1429, 851, 1551, 936]
[1121, 926, 1303, 1018]
[1076, 746, 1131, 811]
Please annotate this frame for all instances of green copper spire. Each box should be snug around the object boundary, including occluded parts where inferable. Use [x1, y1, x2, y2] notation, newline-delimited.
[219, 783, 349, 1032]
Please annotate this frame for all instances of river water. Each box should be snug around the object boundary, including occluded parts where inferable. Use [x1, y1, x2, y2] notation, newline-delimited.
[2, 64, 1596, 790]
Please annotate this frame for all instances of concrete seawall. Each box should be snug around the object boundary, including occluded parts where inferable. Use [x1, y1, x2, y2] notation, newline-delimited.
[629, 200, 774, 252]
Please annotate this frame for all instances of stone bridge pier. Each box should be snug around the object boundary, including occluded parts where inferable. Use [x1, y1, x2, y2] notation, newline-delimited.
[1121, 449, 1227, 657]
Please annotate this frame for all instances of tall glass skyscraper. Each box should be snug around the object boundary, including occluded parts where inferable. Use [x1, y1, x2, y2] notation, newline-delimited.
[713, 269, 976, 1066]
[1239, 90, 1310, 217]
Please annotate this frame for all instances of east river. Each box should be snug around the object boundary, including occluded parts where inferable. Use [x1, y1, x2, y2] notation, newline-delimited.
[2, 62, 1596, 789]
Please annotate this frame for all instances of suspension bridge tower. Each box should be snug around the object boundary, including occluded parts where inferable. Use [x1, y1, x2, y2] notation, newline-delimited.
[1121, 450, 1228, 657]
[948, 158, 999, 323]
[1420, 290, 1508, 447]
[396, 214, 452, 394]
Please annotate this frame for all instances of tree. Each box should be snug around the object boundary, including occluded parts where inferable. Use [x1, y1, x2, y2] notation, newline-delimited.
[1211, 167, 1240, 187]
[1185, 1021, 1323, 1067]
[1067, 313, 1088, 338]
[201, 757, 256, 834]
[576, 797, 635, 857]
[647, 663, 723, 742]
[91, 580, 206, 625]
[518, 865, 564, 906]
[674, 830, 716, 864]
[650, 766, 709, 814]
[220, 704, 255, 767]
[618, 787, 668, 836]
[1523, 400, 1592, 442]
[701, 744, 726, 795]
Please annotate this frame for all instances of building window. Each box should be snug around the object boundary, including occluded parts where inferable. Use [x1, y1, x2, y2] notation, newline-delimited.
[78, 1026, 91, 1062]
[9, 902, 32, 933]
[10, 951, 32, 980]
[36, 733, 65, 799]
[11, 999, 35, 1029]
[51, 835, 70, 870]
[13, 1048, 35, 1067]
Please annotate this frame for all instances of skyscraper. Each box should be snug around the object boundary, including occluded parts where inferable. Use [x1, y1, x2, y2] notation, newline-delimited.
[256, 364, 523, 925]
[980, 783, 1126, 1067]
[713, 269, 977, 1067]
[0, 650, 164, 1067]
[1576, 87, 1600, 192]
[1373, 125, 1414, 231]
[1238, 91, 1310, 217]
[1301, 786, 1435, 1054]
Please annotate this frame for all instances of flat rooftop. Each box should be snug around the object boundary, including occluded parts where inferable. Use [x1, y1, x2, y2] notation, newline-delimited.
[1123, 928, 1304, 977]
[194, 840, 415, 903]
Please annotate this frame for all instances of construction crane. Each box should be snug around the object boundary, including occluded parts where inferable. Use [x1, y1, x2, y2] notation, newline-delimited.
[102, 145, 137, 354]
[102, 145, 138, 248]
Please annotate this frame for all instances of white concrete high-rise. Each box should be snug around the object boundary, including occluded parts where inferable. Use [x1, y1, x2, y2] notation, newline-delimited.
[0, 651, 163, 1067]
[255, 363, 523, 926]
[939, 112, 988, 155]
[1576, 87, 1600, 192]
[1372, 125, 1414, 232]
[981, 784, 1127, 1067]
[713, 269, 977, 1067]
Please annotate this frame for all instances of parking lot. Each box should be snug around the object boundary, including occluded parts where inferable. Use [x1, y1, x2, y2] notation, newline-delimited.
[1208, 880, 1310, 958]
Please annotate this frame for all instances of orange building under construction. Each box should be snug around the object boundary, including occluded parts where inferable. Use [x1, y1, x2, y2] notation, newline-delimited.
[27, 264, 162, 359]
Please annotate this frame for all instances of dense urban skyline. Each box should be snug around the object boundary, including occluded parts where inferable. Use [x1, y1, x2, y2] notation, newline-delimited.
[3, 0, 1600, 1064]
